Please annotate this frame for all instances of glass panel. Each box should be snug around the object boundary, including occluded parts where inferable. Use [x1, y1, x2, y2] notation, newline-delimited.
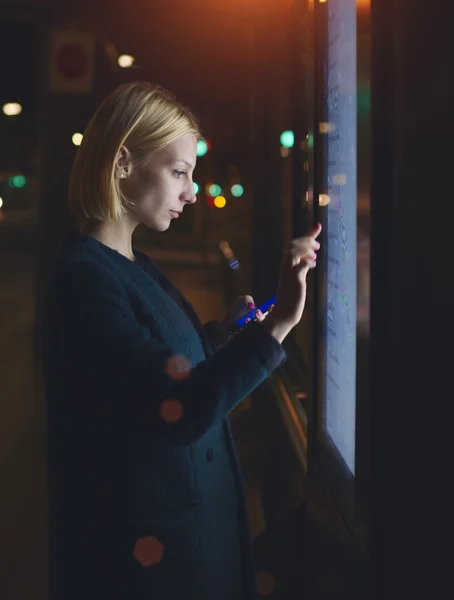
[321, 0, 357, 475]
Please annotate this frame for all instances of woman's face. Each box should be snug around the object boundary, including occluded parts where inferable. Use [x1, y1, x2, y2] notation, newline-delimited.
[122, 133, 198, 232]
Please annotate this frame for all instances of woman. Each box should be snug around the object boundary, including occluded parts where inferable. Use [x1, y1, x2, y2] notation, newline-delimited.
[42, 82, 321, 600]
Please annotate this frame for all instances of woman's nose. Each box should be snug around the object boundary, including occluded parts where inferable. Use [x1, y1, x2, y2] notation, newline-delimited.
[183, 182, 197, 204]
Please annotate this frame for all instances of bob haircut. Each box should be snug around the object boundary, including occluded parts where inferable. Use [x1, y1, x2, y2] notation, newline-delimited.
[69, 82, 201, 227]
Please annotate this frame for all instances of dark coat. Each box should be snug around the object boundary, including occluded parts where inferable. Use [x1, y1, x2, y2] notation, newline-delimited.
[41, 235, 285, 600]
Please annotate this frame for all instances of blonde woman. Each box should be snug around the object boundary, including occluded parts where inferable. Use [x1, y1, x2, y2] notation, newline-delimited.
[42, 82, 321, 600]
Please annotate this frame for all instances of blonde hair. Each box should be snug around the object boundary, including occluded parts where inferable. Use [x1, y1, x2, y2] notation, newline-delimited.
[69, 82, 200, 227]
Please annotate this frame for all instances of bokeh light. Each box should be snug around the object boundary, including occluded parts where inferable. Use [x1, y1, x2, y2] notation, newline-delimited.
[160, 399, 185, 424]
[2, 103, 22, 116]
[8, 175, 27, 188]
[319, 194, 331, 206]
[193, 182, 199, 194]
[72, 133, 83, 146]
[214, 196, 226, 209]
[197, 139, 209, 157]
[208, 183, 222, 197]
[165, 355, 191, 381]
[0, 198, 3, 208]
[230, 184, 244, 197]
[118, 54, 135, 68]
[280, 130, 294, 148]
[133, 536, 164, 567]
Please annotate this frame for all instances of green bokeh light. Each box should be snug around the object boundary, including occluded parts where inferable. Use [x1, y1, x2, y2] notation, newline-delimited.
[197, 139, 209, 157]
[193, 182, 199, 194]
[208, 183, 221, 197]
[231, 184, 244, 197]
[280, 130, 294, 148]
[8, 175, 27, 188]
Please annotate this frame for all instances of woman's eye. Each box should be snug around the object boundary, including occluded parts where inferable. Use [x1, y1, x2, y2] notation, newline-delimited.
[174, 170, 186, 178]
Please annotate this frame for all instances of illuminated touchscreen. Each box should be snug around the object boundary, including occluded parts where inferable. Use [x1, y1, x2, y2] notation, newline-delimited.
[322, 0, 357, 474]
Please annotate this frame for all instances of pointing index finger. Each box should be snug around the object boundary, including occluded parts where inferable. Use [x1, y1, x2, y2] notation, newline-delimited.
[309, 222, 322, 239]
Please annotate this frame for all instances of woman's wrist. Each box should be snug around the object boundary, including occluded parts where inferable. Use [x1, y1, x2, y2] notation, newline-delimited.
[260, 314, 291, 345]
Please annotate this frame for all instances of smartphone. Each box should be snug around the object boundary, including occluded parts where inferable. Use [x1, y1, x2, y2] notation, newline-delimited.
[235, 296, 276, 328]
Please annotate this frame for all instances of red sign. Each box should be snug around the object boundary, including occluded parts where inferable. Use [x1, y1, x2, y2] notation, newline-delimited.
[56, 44, 89, 79]
[49, 30, 94, 93]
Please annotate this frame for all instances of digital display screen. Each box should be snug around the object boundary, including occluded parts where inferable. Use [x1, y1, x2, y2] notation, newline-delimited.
[322, 0, 357, 475]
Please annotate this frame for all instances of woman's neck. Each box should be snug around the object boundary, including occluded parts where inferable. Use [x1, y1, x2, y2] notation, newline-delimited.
[81, 218, 137, 261]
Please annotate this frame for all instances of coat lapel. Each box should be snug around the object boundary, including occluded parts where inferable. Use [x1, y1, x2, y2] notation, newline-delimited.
[133, 251, 215, 359]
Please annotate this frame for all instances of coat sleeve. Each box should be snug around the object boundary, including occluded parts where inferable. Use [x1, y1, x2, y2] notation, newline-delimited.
[202, 320, 226, 351]
[54, 261, 286, 445]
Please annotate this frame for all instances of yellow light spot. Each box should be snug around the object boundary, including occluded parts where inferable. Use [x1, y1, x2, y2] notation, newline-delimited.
[0, 198, 3, 209]
[72, 133, 83, 146]
[165, 355, 191, 381]
[256, 572, 277, 595]
[133, 536, 164, 567]
[160, 399, 185, 424]
[2, 102, 22, 116]
[319, 194, 331, 206]
[213, 195, 226, 209]
[118, 54, 135, 68]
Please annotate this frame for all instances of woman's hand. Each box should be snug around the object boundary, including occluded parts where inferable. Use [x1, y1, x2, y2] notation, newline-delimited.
[221, 295, 267, 332]
[263, 223, 322, 344]
[208, 295, 269, 347]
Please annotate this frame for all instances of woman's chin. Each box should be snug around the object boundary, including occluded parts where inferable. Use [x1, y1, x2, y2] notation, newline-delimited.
[142, 216, 171, 232]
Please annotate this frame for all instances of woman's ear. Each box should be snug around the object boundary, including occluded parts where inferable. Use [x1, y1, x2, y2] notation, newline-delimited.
[115, 145, 133, 175]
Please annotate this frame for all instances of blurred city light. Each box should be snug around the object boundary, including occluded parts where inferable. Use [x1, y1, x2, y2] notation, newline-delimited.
[72, 133, 83, 146]
[8, 175, 27, 188]
[2, 103, 22, 116]
[280, 130, 294, 148]
[118, 54, 135, 68]
[197, 140, 209, 157]
[230, 184, 244, 197]
[193, 182, 199, 194]
[0, 198, 3, 208]
[319, 194, 331, 206]
[208, 183, 222, 197]
[214, 196, 226, 208]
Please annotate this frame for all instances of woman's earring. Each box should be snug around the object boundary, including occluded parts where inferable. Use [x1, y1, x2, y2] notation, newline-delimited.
[119, 168, 128, 179]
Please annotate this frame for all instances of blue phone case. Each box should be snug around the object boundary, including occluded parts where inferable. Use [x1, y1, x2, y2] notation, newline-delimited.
[236, 296, 276, 327]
